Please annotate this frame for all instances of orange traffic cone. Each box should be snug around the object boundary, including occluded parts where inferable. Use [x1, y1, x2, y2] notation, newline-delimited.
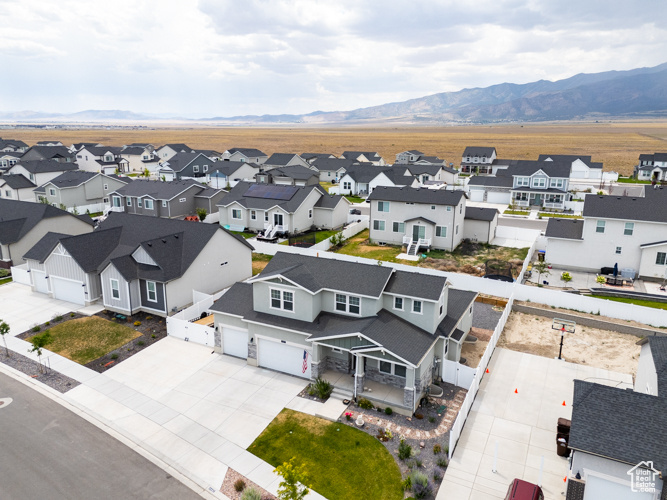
[563, 477, 567, 483]
[562, 401, 567, 406]
[486, 368, 490, 374]
[514, 388, 518, 394]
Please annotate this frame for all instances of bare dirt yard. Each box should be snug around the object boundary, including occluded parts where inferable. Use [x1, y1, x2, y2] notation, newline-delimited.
[460, 327, 493, 368]
[498, 311, 641, 375]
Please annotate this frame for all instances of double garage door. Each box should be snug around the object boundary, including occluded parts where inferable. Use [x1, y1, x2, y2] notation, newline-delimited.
[258, 337, 311, 379]
[51, 277, 85, 305]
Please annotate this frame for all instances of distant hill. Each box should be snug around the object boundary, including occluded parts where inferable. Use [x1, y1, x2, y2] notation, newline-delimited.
[2, 62, 666, 124]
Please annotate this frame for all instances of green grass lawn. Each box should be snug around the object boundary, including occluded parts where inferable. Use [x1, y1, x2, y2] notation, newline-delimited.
[345, 195, 365, 204]
[538, 213, 583, 219]
[589, 295, 667, 310]
[27, 316, 141, 365]
[230, 230, 256, 239]
[0, 277, 12, 286]
[617, 177, 650, 184]
[503, 210, 530, 216]
[319, 181, 335, 193]
[280, 229, 341, 246]
[248, 409, 403, 500]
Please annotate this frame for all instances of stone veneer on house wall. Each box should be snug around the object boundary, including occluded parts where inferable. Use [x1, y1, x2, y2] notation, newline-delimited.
[365, 366, 406, 389]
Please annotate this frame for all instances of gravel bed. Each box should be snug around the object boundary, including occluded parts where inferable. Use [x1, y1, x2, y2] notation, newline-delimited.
[220, 467, 276, 500]
[472, 301, 503, 331]
[0, 349, 80, 393]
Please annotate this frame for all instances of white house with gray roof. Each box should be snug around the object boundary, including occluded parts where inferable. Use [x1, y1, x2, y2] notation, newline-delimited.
[75, 146, 129, 173]
[35, 171, 130, 214]
[368, 186, 467, 254]
[119, 145, 159, 173]
[206, 161, 261, 189]
[221, 148, 268, 164]
[460, 146, 496, 175]
[311, 157, 354, 182]
[155, 144, 194, 161]
[255, 165, 320, 187]
[538, 154, 605, 180]
[7, 159, 78, 187]
[341, 151, 386, 166]
[338, 165, 418, 197]
[0, 174, 37, 202]
[635, 152, 667, 182]
[209, 252, 476, 414]
[157, 152, 214, 181]
[263, 153, 310, 169]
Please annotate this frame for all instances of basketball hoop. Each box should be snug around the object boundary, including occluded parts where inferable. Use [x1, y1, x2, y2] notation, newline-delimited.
[552, 318, 576, 360]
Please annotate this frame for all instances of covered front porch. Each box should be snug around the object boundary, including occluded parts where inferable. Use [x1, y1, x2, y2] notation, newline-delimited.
[511, 190, 566, 210]
[320, 370, 406, 409]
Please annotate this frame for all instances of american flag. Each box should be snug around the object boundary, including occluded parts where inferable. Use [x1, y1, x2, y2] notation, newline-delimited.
[302, 350, 309, 373]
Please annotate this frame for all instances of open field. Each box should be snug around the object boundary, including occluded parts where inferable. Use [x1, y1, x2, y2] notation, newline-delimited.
[7, 121, 667, 175]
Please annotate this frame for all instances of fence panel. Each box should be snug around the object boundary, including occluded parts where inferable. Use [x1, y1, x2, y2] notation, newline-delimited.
[166, 318, 214, 346]
[9, 263, 30, 285]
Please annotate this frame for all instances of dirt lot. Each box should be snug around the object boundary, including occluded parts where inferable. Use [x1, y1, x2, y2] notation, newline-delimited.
[498, 311, 640, 375]
[460, 327, 493, 368]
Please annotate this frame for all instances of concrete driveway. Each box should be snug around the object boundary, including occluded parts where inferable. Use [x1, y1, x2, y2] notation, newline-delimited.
[66, 337, 310, 495]
[439, 348, 633, 500]
[0, 282, 101, 335]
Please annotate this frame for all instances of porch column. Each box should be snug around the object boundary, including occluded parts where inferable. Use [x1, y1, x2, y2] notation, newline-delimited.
[354, 354, 365, 398]
[311, 344, 323, 379]
[403, 367, 416, 411]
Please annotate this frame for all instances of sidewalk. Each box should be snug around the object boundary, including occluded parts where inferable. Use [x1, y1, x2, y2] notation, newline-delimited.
[1, 336, 329, 499]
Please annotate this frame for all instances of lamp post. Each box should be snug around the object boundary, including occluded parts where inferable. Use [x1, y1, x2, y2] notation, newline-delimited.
[557, 326, 566, 360]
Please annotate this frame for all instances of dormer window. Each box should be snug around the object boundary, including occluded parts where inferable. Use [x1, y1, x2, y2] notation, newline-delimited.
[335, 293, 360, 315]
[532, 178, 546, 188]
[516, 177, 530, 187]
[271, 289, 294, 312]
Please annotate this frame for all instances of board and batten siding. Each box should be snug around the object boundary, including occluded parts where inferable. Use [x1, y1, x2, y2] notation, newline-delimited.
[26, 259, 46, 272]
[101, 264, 132, 312]
[86, 273, 102, 301]
[132, 246, 157, 266]
[44, 244, 86, 282]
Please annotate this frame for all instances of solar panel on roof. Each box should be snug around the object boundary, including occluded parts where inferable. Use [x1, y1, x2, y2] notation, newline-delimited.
[245, 184, 298, 200]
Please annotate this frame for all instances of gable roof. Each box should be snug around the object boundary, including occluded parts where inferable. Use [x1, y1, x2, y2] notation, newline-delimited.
[569, 380, 667, 474]
[25, 145, 72, 158]
[83, 146, 123, 156]
[538, 154, 598, 167]
[218, 182, 323, 213]
[342, 164, 392, 183]
[12, 159, 78, 174]
[465, 207, 498, 222]
[463, 146, 496, 157]
[227, 147, 267, 158]
[161, 152, 211, 172]
[341, 151, 382, 161]
[545, 218, 584, 240]
[314, 194, 348, 209]
[498, 160, 571, 178]
[22, 231, 72, 262]
[647, 336, 667, 397]
[312, 157, 356, 172]
[301, 153, 336, 162]
[583, 188, 667, 223]
[367, 186, 465, 206]
[0, 199, 94, 245]
[210, 282, 253, 317]
[384, 270, 446, 301]
[111, 179, 209, 200]
[119, 146, 148, 155]
[40, 170, 99, 189]
[265, 153, 302, 165]
[208, 161, 259, 177]
[0, 139, 28, 150]
[268, 165, 319, 181]
[160, 144, 193, 152]
[403, 164, 443, 176]
[0, 174, 36, 189]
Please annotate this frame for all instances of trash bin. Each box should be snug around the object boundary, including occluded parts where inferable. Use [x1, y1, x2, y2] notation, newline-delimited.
[557, 418, 571, 434]
[538, 251, 545, 262]
[556, 437, 570, 457]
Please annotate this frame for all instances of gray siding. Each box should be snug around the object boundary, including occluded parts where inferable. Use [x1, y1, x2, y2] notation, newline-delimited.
[132, 246, 157, 266]
[87, 273, 102, 301]
[252, 281, 317, 322]
[139, 279, 166, 312]
[101, 264, 132, 312]
[382, 293, 439, 333]
[320, 289, 379, 318]
[45, 244, 86, 282]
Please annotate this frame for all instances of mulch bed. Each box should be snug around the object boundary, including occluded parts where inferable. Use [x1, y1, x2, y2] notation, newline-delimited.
[0, 349, 80, 393]
[220, 467, 276, 500]
[296, 385, 329, 403]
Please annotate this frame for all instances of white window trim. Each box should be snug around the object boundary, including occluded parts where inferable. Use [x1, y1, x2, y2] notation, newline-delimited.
[412, 299, 423, 314]
[126, 197, 132, 206]
[436, 226, 447, 238]
[269, 287, 295, 313]
[110, 279, 120, 300]
[373, 220, 385, 231]
[624, 222, 634, 236]
[146, 281, 157, 302]
[193, 165, 199, 173]
[231, 209, 242, 220]
[145, 199, 154, 210]
[392, 221, 404, 233]
[138, 198, 143, 208]
[596, 220, 606, 233]
[378, 201, 390, 212]
[179, 197, 186, 202]
[49, 188, 55, 196]
[335, 293, 361, 316]
[379, 361, 407, 378]
[656, 252, 667, 265]
[162, 200, 167, 207]
[250, 210, 257, 220]
[393, 296, 403, 311]
[308, 208, 313, 219]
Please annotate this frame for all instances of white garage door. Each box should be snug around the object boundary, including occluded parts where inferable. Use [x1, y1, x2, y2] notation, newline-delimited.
[51, 277, 85, 305]
[468, 189, 484, 202]
[584, 474, 653, 500]
[487, 191, 511, 204]
[222, 326, 248, 359]
[32, 270, 49, 294]
[258, 337, 311, 379]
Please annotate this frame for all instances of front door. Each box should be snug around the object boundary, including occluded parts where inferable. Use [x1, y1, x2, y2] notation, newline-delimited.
[412, 225, 425, 242]
[273, 213, 283, 227]
[532, 194, 542, 206]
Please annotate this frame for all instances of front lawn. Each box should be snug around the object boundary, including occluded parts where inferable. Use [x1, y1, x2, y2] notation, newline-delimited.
[538, 213, 583, 219]
[0, 277, 12, 286]
[345, 195, 365, 204]
[248, 409, 403, 500]
[617, 177, 650, 184]
[230, 230, 256, 239]
[319, 181, 335, 193]
[503, 209, 530, 216]
[589, 295, 667, 310]
[27, 316, 141, 365]
[252, 253, 273, 276]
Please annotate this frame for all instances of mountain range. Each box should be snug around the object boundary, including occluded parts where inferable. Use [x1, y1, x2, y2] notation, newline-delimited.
[2, 62, 666, 125]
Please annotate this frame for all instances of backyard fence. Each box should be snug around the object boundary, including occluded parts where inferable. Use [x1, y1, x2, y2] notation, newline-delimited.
[9, 263, 30, 285]
[167, 288, 228, 346]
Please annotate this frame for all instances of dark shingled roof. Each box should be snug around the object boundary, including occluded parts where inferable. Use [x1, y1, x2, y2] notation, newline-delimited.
[301, 153, 336, 161]
[342, 164, 391, 183]
[265, 153, 302, 165]
[467, 176, 513, 188]
[341, 151, 382, 161]
[268, 165, 319, 181]
[497, 160, 571, 178]
[436, 289, 477, 338]
[538, 154, 593, 164]
[111, 179, 209, 199]
[208, 161, 259, 177]
[465, 207, 498, 222]
[367, 186, 465, 206]
[402, 164, 443, 176]
[210, 282, 253, 317]
[583, 188, 667, 223]
[545, 218, 584, 240]
[569, 380, 667, 474]
[647, 336, 667, 397]
[22, 232, 71, 262]
[0, 199, 94, 245]
[41, 170, 99, 189]
[0, 174, 36, 189]
[314, 194, 348, 209]
[218, 182, 324, 213]
[311, 157, 355, 172]
[463, 146, 496, 157]
[161, 144, 193, 152]
[13, 159, 78, 174]
[161, 152, 210, 172]
[227, 147, 266, 157]
[384, 270, 446, 301]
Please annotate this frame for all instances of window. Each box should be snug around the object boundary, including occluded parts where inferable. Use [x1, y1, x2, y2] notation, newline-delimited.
[250, 210, 256, 220]
[455, 224, 459, 235]
[596, 220, 606, 233]
[29, 173, 34, 181]
[162, 200, 167, 207]
[431, 205, 436, 210]
[436, 226, 447, 238]
[110, 279, 120, 299]
[103, 183, 108, 190]
[380, 361, 406, 377]
[336, 294, 360, 315]
[203, 165, 209, 172]
[145, 199, 154, 210]
[126, 197, 132, 206]
[308, 208, 313, 219]
[656, 252, 667, 265]
[138, 198, 143, 208]
[394, 365, 407, 378]
[532, 178, 546, 188]
[49, 188, 55, 196]
[394, 297, 403, 310]
[146, 281, 157, 302]
[193, 165, 199, 173]
[373, 220, 385, 231]
[271, 289, 294, 311]
[232, 209, 242, 219]
[413, 300, 422, 314]
[516, 177, 530, 187]
[377, 201, 390, 212]
[264, 212, 269, 222]
[380, 361, 392, 374]
[343, 181, 351, 190]
[460, 204, 462, 214]
[624, 222, 634, 236]
[550, 178, 565, 189]
[103, 197, 109, 203]
[179, 198, 186, 202]
[615, 246, 622, 255]
[392, 222, 405, 233]
[446, 206, 452, 212]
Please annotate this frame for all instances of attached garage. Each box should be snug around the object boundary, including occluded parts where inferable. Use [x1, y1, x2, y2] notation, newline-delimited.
[221, 326, 249, 359]
[468, 189, 484, 202]
[487, 191, 511, 204]
[51, 277, 85, 305]
[258, 336, 311, 379]
[32, 270, 49, 294]
[583, 475, 653, 500]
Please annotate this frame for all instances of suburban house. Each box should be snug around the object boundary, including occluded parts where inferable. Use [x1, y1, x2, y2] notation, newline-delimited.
[35, 171, 130, 213]
[395, 150, 447, 166]
[75, 146, 129, 173]
[311, 157, 354, 182]
[367, 186, 467, 254]
[217, 182, 349, 236]
[341, 151, 386, 166]
[0, 174, 37, 201]
[466, 175, 514, 204]
[459, 146, 497, 175]
[301, 153, 337, 164]
[20, 145, 74, 163]
[255, 165, 320, 186]
[108, 179, 225, 218]
[119, 146, 159, 172]
[0, 139, 28, 152]
[544, 188, 667, 279]
[36, 141, 64, 147]
[0, 151, 23, 169]
[157, 152, 215, 181]
[397, 164, 459, 186]
[70, 142, 104, 153]
[566, 379, 666, 500]
[155, 144, 194, 161]
[206, 161, 261, 189]
[635, 336, 667, 397]
[221, 148, 268, 164]
[538, 154, 604, 180]
[463, 207, 499, 244]
[0, 199, 94, 268]
[338, 165, 418, 197]
[263, 153, 310, 169]
[6, 159, 79, 188]
[634, 153, 667, 182]
[23, 212, 253, 311]
[209, 252, 477, 415]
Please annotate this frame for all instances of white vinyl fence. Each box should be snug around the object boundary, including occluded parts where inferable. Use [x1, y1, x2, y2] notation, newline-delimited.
[167, 289, 227, 346]
[9, 263, 30, 285]
[253, 220, 369, 254]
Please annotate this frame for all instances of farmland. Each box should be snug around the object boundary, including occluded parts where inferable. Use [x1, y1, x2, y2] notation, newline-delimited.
[7, 121, 667, 176]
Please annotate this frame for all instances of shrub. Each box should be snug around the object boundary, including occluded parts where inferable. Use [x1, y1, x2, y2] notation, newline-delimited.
[234, 479, 246, 492]
[70, 313, 75, 317]
[428, 416, 435, 423]
[444, 445, 449, 455]
[596, 275, 606, 284]
[398, 439, 413, 460]
[146, 316, 153, 320]
[137, 340, 145, 347]
[433, 444, 441, 455]
[0, 269, 10, 278]
[410, 472, 431, 499]
[55, 315, 63, 322]
[134, 321, 141, 326]
[110, 353, 119, 360]
[415, 459, 423, 468]
[151, 334, 156, 339]
[384, 407, 393, 416]
[402, 475, 412, 491]
[240, 488, 262, 500]
[437, 457, 449, 468]
[358, 398, 374, 410]
[376, 428, 393, 442]
[309, 377, 333, 400]
[433, 471, 441, 482]
[45, 321, 50, 326]
[32, 326, 41, 332]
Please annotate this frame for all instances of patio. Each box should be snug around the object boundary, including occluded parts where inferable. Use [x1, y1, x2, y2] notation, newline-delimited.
[321, 369, 405, 408]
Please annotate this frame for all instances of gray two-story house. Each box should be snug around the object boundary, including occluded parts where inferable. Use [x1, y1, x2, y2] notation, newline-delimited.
[368, 186, 467, 254]
[460, 146, 496, 175]
[209, 252, 477, 415]
[506, 160, 571, 210]
[157, 152, 214, 181]
[35, 171, 130, 213]
[7, 159, 78, 187]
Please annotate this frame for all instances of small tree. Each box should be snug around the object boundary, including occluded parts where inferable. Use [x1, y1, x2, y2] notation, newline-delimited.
[0, 319, 10, 357]
[143, 167, 150, 178]
[29, 331, 52, 373]
[533, 260, 550, 284]
[274, 458, 310, 500]
[196, 208, 207, 221]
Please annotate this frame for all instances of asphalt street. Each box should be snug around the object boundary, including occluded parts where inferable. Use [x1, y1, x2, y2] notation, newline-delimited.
[0, 372, 202, 500]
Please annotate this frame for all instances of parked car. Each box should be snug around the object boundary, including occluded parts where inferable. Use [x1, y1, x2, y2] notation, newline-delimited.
[349, 208, 361, 215]
[505, 479, 544, 500]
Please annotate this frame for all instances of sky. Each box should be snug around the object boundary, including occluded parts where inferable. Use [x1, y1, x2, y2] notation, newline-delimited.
[1, 0, 666, 118]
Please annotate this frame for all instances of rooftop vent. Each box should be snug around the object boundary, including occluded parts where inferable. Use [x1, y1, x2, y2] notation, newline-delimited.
[162, 239, 166, 243]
